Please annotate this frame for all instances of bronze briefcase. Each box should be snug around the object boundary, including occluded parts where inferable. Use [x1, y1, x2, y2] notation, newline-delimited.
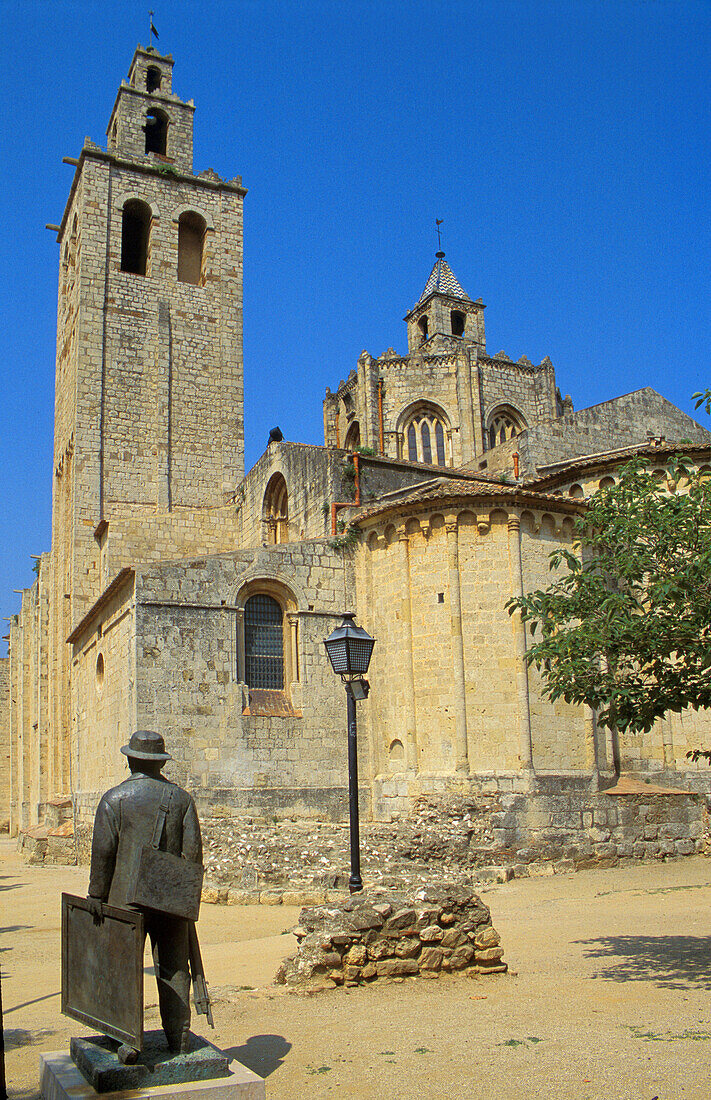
[129, 845, 204, 921]
[127, 784, 204, 921]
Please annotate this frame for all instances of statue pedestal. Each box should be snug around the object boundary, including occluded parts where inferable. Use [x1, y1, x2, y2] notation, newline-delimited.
[39, 1046, 265, 1099]
[70, 1032, 231, 1093]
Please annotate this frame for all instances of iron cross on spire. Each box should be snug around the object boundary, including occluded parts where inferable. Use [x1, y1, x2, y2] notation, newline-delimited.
[436, 219, 443, 252]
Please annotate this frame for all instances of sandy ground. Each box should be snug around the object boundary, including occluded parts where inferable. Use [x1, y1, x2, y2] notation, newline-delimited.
[2, 839, 711, 1099]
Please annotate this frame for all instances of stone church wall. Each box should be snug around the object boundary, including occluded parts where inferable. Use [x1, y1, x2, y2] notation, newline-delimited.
[236, 442, 343, 545]
[96, 159, 245, 511]
[7, 570, 52, 835]
[71, 572, 138, 797]
[518, 511, 594, 773]
[478, 355, 557, 434]
[98, 502, 243, 591]
[524, 451, 711, 776]
[71, 542, 358, 825]
[0, 658, 9, 830]
[516, 388, 711, 478]
[358, 500, 590, 818]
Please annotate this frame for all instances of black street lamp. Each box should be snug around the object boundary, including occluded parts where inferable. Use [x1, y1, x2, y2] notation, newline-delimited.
[323, 612, 375, 894]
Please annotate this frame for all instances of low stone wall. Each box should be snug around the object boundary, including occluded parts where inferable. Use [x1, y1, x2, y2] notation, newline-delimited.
[23, 785, 710, 899]
[198, 787, 709, 902]
[277, 885, 506, 988]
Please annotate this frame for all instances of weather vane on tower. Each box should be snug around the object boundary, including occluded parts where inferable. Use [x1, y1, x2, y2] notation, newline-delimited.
[436, 218, 444, 254]
[149, 10, 159, 46]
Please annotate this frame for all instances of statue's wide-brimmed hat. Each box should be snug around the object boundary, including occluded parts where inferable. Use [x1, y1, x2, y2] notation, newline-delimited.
[120, 730, 171, 761]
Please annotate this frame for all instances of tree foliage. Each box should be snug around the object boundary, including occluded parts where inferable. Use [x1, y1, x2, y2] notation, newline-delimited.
[507, 456, 711, 734]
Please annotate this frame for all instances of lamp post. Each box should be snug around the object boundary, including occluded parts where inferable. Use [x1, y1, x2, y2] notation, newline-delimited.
[323, 612, 375, 894]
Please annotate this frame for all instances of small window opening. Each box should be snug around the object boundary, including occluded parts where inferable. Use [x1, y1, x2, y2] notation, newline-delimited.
[418, 315, 428, 340]
[145, 108, 168, 155]
[121, 199, 151, 276]
[437, 592, 445, 604]
[407, 423, 417, 462]
[344, 422, 360, 450]
[421, 421, 432, 464]
[177, 211, 206, 285]
[435, 421, 445, 466]
[388, 739, 405, 770]
[244, 594, 284, 689]
[146, 66, 162, 93]
[451, 310, 465, 336]
[96, 652, 104, 687]
[263, 473, 289, 545]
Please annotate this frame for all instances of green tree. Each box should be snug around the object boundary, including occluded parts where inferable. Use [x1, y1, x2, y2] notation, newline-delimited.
[507, 455, 711, 736]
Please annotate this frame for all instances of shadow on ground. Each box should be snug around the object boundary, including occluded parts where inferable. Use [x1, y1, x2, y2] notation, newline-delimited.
[224, 1034, 291, 1077]
[3, 1027, 57, 1051]
[0, 874, 25, 891]
[576, 935, 711, 989]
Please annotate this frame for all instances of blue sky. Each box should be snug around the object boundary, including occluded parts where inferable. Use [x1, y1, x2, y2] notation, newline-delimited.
[1, 0, 710, 647]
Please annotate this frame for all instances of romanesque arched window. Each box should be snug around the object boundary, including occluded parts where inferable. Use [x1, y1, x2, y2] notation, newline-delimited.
[486, 406, 527, 450]
[244, 594, 284, 689]
[263, 473, 289, 544]
[121, 199, 151, 276]
[237, 581, 300, 702]
[177, 211, 206, 285]
[401, 403, 450, 466]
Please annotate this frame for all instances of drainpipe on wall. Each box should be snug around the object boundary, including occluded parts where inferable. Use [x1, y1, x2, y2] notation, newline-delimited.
[330, 452, 362, 535]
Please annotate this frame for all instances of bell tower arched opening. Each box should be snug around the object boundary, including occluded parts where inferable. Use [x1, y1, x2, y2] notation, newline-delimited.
[177, 211, 206, 285]
[145, 107, 169, 155]
[120, 199, 151, 276]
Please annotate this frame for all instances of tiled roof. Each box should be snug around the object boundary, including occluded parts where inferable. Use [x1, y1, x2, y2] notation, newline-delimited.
[416, 253, 471, 306]
[529, 441, 711, 490]
[352, 477, 584, 526]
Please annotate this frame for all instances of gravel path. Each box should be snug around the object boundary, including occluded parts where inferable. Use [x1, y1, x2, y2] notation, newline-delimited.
[2, 840, 711, 1099]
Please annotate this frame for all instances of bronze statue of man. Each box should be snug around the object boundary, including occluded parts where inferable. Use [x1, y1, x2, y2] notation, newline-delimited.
[87, 730, 202, 1059]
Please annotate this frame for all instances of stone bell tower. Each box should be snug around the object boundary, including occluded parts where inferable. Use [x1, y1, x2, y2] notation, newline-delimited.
[52, 45, 246, 619]
[43, 46, 246, 804]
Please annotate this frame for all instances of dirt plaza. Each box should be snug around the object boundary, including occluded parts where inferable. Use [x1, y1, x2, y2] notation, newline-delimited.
[2, 841, 711, 1100]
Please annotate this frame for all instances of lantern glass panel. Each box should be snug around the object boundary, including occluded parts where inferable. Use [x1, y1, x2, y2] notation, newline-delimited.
[325, 639, 349, 675]
[348, 637, 374, 674]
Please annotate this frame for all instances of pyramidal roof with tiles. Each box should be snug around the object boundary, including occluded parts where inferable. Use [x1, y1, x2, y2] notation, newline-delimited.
[416, 252, 471, 306]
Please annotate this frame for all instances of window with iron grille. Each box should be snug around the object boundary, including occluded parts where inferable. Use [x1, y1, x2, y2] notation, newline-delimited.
[244, 594, 284, 689]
